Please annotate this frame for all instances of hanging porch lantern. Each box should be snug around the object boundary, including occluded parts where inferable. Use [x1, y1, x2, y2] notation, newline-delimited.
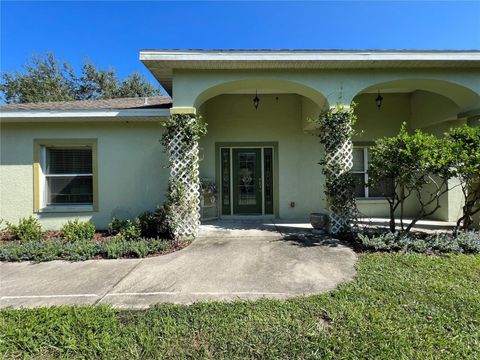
[253, 90, 260, 110]
[375, 90, 383, 109]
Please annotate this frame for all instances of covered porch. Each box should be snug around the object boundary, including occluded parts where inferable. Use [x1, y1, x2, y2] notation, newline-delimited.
[195, 77, 479, 224]
[140, 50, 480, 236]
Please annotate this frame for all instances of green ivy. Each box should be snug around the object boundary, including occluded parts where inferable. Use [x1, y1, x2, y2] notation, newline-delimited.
[312, 103, 358, 233]
[161, 114, 207, 239]
[161, 114, 207, 149]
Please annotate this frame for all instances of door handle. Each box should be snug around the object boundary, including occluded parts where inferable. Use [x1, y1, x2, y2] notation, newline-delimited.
[258, 177, 262, 189]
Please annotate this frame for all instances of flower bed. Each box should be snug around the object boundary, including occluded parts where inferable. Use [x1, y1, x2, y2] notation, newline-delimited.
[357, 229, 480, 254]
[0, 211, 188, 262]
[0, 236, 188, 262]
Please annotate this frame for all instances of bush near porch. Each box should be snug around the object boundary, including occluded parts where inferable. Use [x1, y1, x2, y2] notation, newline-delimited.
[356, 229, 480, 254]
[1, 253, 479, 359]
[0, 212, 183, 262]
[367, 124, 480, 233]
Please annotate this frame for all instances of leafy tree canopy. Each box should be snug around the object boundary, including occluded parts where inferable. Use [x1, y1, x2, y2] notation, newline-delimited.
[0, 53, 161, 104]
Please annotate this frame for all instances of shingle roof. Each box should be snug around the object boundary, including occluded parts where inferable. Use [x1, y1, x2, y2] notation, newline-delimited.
[0, 96, 172, 111]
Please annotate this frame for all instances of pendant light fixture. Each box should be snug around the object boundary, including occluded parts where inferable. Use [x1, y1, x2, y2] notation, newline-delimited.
[253, 89, 260, 110]
[375, 89, 383, 109]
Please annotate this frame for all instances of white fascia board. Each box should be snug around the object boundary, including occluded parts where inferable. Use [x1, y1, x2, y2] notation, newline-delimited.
[0, 108, 170, 119]
[140, 50, 480, 62]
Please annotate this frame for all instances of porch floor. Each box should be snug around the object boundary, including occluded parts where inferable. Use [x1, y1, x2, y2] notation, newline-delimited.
[199, 217, 457, 236]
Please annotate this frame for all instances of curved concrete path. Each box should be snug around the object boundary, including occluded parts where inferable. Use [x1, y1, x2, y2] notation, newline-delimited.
[0, 220, 357, 309]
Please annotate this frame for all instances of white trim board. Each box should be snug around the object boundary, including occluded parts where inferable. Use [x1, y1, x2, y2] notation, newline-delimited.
[0, 108, 170, 121]
[140, 50, 480, 62]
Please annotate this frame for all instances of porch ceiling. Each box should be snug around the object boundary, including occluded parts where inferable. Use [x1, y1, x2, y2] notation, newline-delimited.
[140, 50, 480, 94]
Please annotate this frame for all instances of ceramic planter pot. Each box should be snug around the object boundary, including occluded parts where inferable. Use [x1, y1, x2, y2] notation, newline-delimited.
[310, 213, 330, 232]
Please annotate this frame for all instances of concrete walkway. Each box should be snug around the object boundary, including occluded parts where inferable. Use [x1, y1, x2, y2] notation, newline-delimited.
[0, 220, 357, 309]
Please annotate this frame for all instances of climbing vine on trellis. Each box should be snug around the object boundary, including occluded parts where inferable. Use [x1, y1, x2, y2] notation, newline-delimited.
[161, 114, 207, 239]
[315, 103, 358, 234]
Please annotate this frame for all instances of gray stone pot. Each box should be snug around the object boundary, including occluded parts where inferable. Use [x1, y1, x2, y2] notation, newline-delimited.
[310, 213, 330, 234]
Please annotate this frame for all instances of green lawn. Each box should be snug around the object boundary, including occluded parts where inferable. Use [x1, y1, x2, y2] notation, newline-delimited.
[1, 253, 479, 359]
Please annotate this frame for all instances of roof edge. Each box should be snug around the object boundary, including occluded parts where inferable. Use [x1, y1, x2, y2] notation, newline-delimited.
[0, 108, 170, 119]
[140, 49, 480, 61]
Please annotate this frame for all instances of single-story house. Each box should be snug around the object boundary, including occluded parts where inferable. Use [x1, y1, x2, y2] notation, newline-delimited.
[1, 50, 479, 230]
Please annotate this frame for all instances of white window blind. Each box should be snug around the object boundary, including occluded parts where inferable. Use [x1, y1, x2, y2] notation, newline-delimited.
[45, 147, 93, 205]
[352, 146, 395, 199]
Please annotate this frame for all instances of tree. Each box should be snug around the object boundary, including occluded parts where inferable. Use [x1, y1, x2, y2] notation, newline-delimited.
[368, 124, 455, 232]
[445, 125, 480, 230]
[0, 53, 76, 103]
[0, 53, 160, 104]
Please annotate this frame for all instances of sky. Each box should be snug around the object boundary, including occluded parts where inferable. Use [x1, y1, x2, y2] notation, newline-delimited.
[1, 1, 480, 84]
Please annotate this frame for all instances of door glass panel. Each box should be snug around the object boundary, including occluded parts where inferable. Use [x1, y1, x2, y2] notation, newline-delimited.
[221, 149, 231, 215]
[264, 148, 273, 214]
[238, 152, 257, 205]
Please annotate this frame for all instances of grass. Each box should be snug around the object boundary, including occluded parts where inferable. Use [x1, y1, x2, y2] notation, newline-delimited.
[1, 253, 479, 359]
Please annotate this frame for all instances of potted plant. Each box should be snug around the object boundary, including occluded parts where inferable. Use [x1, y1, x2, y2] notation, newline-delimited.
[310, 213, 330, 234]
[200, 178, 217, 208]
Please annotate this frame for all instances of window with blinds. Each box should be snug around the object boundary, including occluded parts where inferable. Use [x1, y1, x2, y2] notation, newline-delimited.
[352, 146, 395, 199]
[45, 148, 93, 205]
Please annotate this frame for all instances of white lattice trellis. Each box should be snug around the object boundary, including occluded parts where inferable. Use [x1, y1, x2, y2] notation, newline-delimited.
[324, 138, 355, 234]
[166, 117, 201, 239]
[317, 105, 358, 235]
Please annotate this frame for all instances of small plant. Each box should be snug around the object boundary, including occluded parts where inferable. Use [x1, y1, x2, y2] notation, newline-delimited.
[61, 219, 95, 242]
[200, 178, 217, 194]
[108, 218, 141, 241]
[60, 240, 99, 261]
[108, 218, 129, 235]
[120, 220, 141, 241]
[138, 207, 172, 239]
[5, 216, 43, 241]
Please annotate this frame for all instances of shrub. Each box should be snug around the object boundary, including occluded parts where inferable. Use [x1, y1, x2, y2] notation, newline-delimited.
[101, 236, 131, 259]
[358, 230, 480, 254]
[0, 236, 174, 262]
[61, 219, 95, 242]
[445, 125, 480, 230]
[61, 240, 99, 261]
[0, 240, 63, 262]
[5, 216, 43, 241]
[138, 207, 171, 239]
[108, 218, 141, 241]
[99, 236, 171, 259]
[108, 218, 130, 235]
[454, 231, 480, 253]
[368, 124, 455, 233]
[120, 220, 141, 241]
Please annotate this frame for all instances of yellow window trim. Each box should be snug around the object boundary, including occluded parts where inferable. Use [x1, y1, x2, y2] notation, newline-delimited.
[33, 139, 98, 212]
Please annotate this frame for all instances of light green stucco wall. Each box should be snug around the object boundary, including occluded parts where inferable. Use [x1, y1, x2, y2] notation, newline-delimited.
[1, 122, 168, 229]
[353, 93, 411, 140]
[410, 91, 459, 129]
